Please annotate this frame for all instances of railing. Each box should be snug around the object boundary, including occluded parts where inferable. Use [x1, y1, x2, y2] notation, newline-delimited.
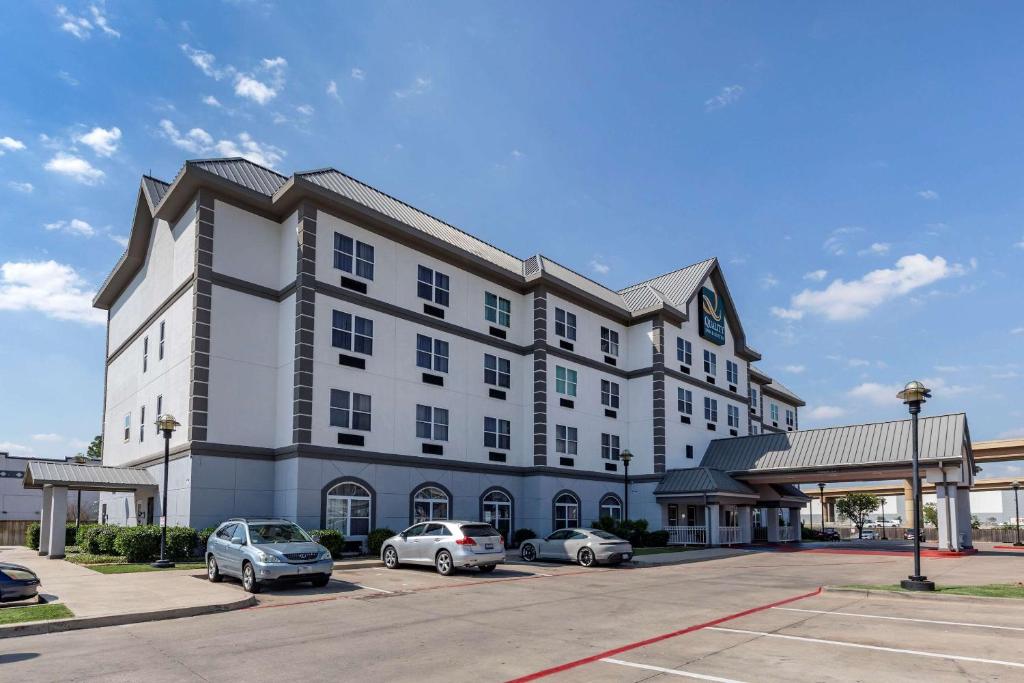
[778, 526, 794, 542]
[666, 525, 707, 545]
[720, 526, 743, 545]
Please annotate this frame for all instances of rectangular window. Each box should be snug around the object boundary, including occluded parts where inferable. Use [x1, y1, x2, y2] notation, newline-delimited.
[555, 425, 578, 454]
[416, 405, 449, 441]
[770, 403, 779, 422]
[417, 265, 450, 307]
[330, 390, 372, 431]
[601, 433, 621, 460]
[703, 350, 717, 376]
[686, 444, 694, 459]
[334, 232, 374, 280]
[484, 354, 511, 388]
[484, 292, 511, 327]
[786, 409, 795, 427]
[158, 321, 165, 360]
[139, 405, 145, 443]
[676, 338, 692, 365]
[726, 360, 738, 384]
[332, 310, 374, 355]
[484, 417, 511, 450]
[601, 379, 620, 408]
[677, 388, 693, 415]
[749, 387, 758, 412]
[727, 404, 740, 428]
[600, 327, 619, 356]
[155, 395, 162, 434]
[554, 308, 576, 340]
[416, 334, 449, 373]
[751, 423, 759, 435]
[142, 336, 148, 372]
[123, 413, 130, 442]
[704, 397, 718, 422]
[555, 366, 577, 397]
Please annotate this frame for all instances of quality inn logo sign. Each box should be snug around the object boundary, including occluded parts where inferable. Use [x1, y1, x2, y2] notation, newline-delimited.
[699, 286, 726, 346]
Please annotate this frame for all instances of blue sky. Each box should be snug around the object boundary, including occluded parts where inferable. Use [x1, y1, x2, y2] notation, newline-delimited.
[0, 2, 1021, 476]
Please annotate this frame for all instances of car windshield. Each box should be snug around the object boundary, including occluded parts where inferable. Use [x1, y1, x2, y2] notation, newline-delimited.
[589, 530, 620, 540]
[248, 523, 311, 544]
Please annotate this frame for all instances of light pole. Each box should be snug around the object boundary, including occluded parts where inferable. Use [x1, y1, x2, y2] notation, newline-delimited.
[897, 381, 934, 591]
[880, 497, 887, 541]
[621, 450, 633, 521]
[1013, 481, 1022, 547]
[151, 414, 180, 569]
[817, 482, 826, 533]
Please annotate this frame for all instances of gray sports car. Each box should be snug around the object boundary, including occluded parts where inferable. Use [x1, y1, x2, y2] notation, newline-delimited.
[519, 528, 633, 566]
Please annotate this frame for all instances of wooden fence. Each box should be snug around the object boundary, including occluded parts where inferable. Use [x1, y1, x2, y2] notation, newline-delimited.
[0, 519, 33, 546]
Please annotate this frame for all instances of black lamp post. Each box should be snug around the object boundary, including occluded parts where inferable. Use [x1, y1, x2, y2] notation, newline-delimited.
[817, 482, 826, 533]
[1013, 481, 1022, 547]
[897, 381, 934, 591]
[621, 450, 633, 521]
[880, 497, 887, 541]
[151, 414, 180, 569]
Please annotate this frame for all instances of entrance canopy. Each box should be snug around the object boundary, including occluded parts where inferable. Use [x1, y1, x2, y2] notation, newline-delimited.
[23, 461, 157, 492]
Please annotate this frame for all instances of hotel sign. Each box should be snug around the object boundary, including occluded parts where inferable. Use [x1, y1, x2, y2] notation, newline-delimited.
[699, 286, 726, 346]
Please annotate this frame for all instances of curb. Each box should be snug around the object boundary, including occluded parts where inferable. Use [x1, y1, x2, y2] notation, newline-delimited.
[0, 595, 257, 640]
[825, 586, 1024, 605]
[332, 560, 380, 571]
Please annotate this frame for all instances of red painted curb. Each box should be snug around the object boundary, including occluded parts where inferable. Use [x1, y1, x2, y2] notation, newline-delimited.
[504, 587, 823, 682]
[993, 545, 1024, 551]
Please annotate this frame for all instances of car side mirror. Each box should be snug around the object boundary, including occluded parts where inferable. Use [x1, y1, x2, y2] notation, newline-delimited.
[400, 532, 407, 540]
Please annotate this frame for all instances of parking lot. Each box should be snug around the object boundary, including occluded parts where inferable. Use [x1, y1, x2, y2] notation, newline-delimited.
[1, 547, 1021, 681]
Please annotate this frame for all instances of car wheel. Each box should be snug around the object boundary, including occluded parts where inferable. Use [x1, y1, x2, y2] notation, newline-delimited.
[242, 562, 262, 593]
[478, 564, 496, 573]
[310, 574, 330, 588]
[207, 555, 222, 582]
[578, 548, 596, 567]
[383, 546, 400, 569]
[435, 550, 455, 576]
[520, 543, 537, 562]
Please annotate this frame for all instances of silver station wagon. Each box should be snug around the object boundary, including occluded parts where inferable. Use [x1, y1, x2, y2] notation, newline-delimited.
[519, 528, 633, 566]
[380, 521, 505, 575]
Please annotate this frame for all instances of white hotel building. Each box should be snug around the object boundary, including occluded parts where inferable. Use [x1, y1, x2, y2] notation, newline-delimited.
[93, 158, 804, 548]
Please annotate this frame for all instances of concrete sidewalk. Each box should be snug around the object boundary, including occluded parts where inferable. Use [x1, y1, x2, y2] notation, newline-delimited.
[0, 545, 253, 638]
[632, 547, 752, 565]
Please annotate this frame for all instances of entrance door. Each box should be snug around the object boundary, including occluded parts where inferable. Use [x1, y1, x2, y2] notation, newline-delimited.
[146, 497, 154, 525]
[482, 491, 512, 543]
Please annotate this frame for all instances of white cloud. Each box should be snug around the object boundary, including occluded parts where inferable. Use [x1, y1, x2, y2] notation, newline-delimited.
[783, 364, 806, 374]
[58, 70, 79, 86]
[235, 75, 277, 104]
[0, 260, 105, 325]
[157, 119, 284, 168]
[823, 226, 863, 255]
[351, 67, 365, 80]
[326, 80, 341, 102]
[1014, 236, 1024, 250]
[394, 77, 432, 99]
[44, 152, 105, 185]
[783, 254, 965, 321]
[56, 5, 92, 39]
[1011, 326, 1024, 335]
[770, 306, 804, 321]
[32, 433, 63, 442]
[75, 126, 121, 157]
[807, 405, 846, 420]
[45, 218, 95, 237]
[0, 136, 26, 154]
[89, 4, 120, 37]
[0, 441, 34, 457]
[760, 274, 779, 289]
[589, 259, 610, 275]
[296, 104, 314, 117]
[848, 382, 902, 406]
[998, 427, 1024, 439]
[704, 84, 744, 112]
[922, 376, 973, 397]
[8, 181, 34, 193]
[804, 269, 828, 282]
[859, 242, 890, 256]
[511, 149, 525, 160]
[847, 358, 871, 368]
[158, 119, 213, 153]
[917, 189, 939, 200]
[180, 44, 230, 79]
[108, 233, 129, 248]
[202, 95, 222, 107]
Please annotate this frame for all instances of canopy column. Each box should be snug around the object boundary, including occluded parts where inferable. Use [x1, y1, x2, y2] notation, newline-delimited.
[707, 502, 721, 546]
[739, 505, 753, 544]
[38, 485, 53, 556]
[766, 506, 780, 542]
[47, 485, 69, 559]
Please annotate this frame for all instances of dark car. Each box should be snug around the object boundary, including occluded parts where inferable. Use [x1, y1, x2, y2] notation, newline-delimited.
[821, 527, 841, 541]
[0, 562, 40, 602]
[904, 529, 924, 541]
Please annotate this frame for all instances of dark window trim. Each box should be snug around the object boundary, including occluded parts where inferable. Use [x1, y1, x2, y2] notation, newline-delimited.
[478, 486, 515, 539]
[408, 481, 454, 526]
[319, 475, 377, 531]
[552, 489, 581, 531]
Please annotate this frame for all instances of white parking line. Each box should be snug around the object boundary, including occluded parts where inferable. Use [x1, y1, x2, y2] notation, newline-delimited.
[708, 627, 1024, 669]
[602, 658, 748, 682]
[353, 584, 396, 594]
[773, 607, 1024, 632]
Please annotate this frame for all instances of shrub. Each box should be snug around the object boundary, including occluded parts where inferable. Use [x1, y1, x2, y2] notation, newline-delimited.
[25, 522, 40, 550]
[511, 528, 537, 549]
[74, 523, 97, 547]
[64, 524, 78, 546]
[78, 524, 120, 555]
[309, 529, 345, 558]
[165, 526, 199, 560]
[367, 528, 397, 555]
[197, 526, 218, 552]
[642, 530, 670, 548]
[113, 525, 162, 562]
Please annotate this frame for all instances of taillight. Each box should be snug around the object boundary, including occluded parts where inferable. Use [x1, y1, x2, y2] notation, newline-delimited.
[456, 536, 477, 545]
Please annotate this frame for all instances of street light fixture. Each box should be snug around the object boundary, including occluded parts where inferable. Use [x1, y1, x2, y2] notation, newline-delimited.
[1013, 481, 1022, 547]
[817, 482, 826, 533]
[151, 414, 180, 569]
[620, 450, 633, 521]
[896, 381, 934, 591]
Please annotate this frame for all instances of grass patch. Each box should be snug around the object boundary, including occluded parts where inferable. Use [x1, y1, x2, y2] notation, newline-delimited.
[0, 603, 74, 625]
[843, 583, 1024, 599]
[633, 547, 694, 556]
[65, 553, 126, 565]
[85, 561, 206, 574]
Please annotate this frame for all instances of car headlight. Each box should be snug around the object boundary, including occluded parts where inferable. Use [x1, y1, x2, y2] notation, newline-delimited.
[319, 550, 333, 561]
[257, 551, 284, 563]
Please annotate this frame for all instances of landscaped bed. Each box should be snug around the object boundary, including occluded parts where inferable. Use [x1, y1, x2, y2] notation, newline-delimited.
[0, 603, 74, 625]
[841, 583, 1024, 599]
[85, 561, 206, 574]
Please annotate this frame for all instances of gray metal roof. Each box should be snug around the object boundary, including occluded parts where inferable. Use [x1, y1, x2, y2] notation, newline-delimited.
[619, 257, 717, 312]
[534, 256, 629, 308]
[772, 483, 811, 500]
[620, 284, 664, 311]
[192, 158, 288, 196]
[24, 462, 157, 491]
[764, 378, 804, 406]
[702, 413, 969, 474]
[141, 176, 171, 208]
[655, 467, 757, 496]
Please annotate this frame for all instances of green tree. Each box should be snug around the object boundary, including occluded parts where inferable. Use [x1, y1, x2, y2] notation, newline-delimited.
[970, 515, 981, 530]
[922, 503, 938, 527]
[836, 493, 881, 538]
[86, 435, 102, 461]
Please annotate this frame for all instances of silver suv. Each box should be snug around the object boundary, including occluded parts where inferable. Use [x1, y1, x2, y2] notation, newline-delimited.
[206, 518, 334, 593]
[380, 521, 505, 575]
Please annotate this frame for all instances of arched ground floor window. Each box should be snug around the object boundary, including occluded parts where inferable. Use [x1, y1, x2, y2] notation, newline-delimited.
[553, 491, 580, 530]
[324, 480, 373, 541]
[412, 484, 450, 524]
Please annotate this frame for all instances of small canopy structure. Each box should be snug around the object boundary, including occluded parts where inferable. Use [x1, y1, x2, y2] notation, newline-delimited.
[24, 462, 157, 559]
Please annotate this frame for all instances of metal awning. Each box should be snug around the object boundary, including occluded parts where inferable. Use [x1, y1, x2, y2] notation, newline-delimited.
[23, 461, 157, 492]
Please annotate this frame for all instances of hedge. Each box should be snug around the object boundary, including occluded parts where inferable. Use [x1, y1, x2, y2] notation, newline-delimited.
[77, 524, 119, 555]
[309, 529, 345, 558]
[113, 526, 163, 562]
[165, 526, 199, 560]
[367, 528, 396, 556]
[25, 523, 79, 550]
[197, 526, 218, 553]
